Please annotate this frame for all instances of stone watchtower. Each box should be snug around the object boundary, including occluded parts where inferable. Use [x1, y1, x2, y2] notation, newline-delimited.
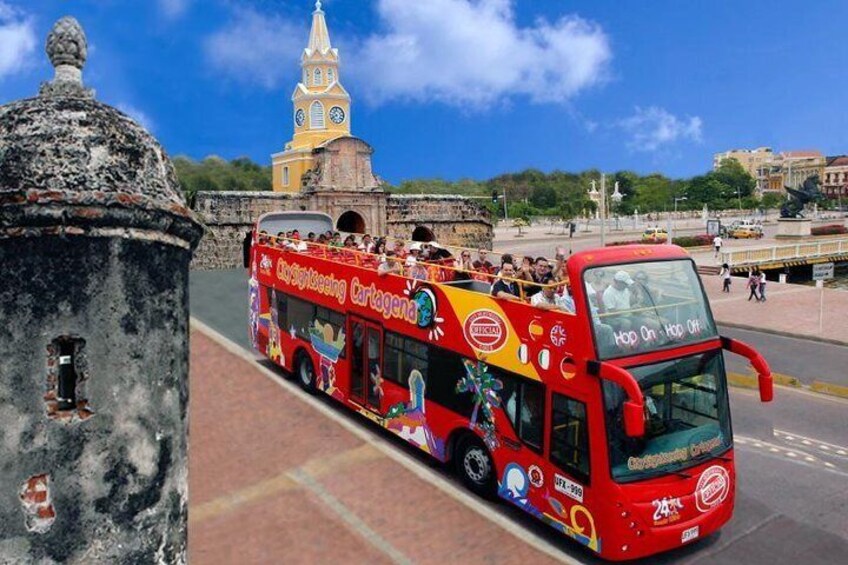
[0, 17, 202, 562]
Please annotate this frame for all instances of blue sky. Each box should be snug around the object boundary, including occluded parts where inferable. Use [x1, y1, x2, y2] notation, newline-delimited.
[2, 0, 847, 184]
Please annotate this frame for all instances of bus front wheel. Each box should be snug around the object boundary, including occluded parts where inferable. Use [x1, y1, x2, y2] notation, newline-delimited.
[296, 352, 317, 394]
[455, 435, 496, 498]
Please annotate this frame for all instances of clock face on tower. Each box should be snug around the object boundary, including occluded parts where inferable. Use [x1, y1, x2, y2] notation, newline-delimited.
[329, 106, 346, 125]
[295, 109, 305, 127]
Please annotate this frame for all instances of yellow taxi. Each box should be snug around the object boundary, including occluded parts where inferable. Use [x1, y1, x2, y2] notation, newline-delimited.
[728, 225, 763, 239]
[641, 227, 668, 242]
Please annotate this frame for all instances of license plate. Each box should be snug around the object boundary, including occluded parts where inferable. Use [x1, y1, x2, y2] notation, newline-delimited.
[682, 525, 699, 543]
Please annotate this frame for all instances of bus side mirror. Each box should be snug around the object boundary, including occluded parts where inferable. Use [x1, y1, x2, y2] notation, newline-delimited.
[624, 401, 645, 438]
[721, 336, 773, 403]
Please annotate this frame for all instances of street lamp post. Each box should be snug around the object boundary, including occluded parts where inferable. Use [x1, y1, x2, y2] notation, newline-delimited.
[599, 174, 607, 247]
[671, 196, 687, 243]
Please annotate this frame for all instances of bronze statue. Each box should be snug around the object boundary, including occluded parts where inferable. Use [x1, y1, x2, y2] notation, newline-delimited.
[781, 174, 822, 218]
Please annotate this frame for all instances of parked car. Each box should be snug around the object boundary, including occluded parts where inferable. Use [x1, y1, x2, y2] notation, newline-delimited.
[641, 227, 668, 242]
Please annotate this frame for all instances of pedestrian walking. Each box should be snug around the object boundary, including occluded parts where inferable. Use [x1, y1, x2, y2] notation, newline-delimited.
[719, 263, 732, 293]
[747, 269, 760, 301]
[713, 235, 723, 258]
[758, 271, 767, 302]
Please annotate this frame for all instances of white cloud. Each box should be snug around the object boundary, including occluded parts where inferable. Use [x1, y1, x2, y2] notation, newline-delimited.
[203, 8, 303, 89]
[117, 103, 155, 132]
[348, 0, 612, 107]
[0, 2, 36, 80]
[158, 0, 190, 20]
[617, 106, 702, 152]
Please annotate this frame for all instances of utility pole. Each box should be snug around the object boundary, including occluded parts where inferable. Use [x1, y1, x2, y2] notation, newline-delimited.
[503, 186, 508, 221]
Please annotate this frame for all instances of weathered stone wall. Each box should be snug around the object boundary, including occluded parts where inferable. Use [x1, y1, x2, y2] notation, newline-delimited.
[0, 237, 190, 563]
[192, 191, 307, 270]
[191, 191, 493, 270]
[386, 195, 493, 250]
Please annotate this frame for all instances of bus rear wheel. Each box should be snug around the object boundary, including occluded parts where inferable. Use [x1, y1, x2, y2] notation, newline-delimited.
[455, 435, 496, 498]
[296, 352, 316, 394]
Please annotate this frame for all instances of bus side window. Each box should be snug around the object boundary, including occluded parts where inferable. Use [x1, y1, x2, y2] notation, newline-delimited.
[275, 290, 288, 330]
[426, 348, 473, 418]
[498, 372, 544, 453]
[383, 332, 428, 387]
[550, 393, 590, 484]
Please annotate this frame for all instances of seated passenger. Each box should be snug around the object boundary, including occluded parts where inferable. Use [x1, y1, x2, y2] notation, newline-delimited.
[393, 239, 406, 257]
[405, 242, 422, 267]
[531, 275, 575, 312]
[602, 270, 634, 331]
[552, 250, 568, 281]
[378, 251, 402, 276]
[358, 234, 374, 253]
[473, 249, 494, 274]
[524, 256, 550, 298]
[491, 262, 520, 299]
[453, 251, 474, 281]
[516, 256, 534, 282]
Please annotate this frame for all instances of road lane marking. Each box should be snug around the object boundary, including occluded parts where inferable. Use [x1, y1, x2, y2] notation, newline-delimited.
[774, 429, 848, 460]
[735, 434, 848, 478]
[191, 318, 581, 564]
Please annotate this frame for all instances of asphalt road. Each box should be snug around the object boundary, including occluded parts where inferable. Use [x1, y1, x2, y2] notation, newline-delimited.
[190, 268, 848, 564]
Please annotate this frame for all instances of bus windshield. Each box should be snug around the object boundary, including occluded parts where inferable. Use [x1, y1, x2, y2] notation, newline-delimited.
[603, 350, 731, 482]
[584, 259, 717, 359]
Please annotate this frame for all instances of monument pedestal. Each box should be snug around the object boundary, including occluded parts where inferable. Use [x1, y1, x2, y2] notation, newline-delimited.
[776, 218, 812, 238]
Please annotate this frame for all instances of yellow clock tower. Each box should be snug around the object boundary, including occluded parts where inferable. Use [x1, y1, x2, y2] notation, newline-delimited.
[272, 0, 351, 192]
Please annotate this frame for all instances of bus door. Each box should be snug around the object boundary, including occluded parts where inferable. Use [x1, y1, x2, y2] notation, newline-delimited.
[348, 316, 383, 413]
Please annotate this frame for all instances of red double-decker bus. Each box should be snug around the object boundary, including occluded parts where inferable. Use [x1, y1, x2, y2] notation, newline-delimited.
[248, 212, 773, 561]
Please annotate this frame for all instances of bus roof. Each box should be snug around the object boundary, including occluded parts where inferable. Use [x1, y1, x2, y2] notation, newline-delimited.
[567, 244, 691, 274]
[256, 211, 334, 237]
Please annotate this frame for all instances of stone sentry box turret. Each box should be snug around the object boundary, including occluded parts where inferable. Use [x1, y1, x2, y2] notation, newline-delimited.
[0, 17, 202, 563]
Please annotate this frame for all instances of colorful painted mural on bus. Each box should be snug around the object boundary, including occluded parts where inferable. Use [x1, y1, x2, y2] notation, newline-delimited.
[248, 263, 260, 350]
[309, 320, 345, 400]
[456, 359, 503, 450]
[498, 462, 601, 553]
[384, 370, 445, 459]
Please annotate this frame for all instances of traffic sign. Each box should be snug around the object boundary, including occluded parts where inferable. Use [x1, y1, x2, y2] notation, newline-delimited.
[812, 262, 834, 281]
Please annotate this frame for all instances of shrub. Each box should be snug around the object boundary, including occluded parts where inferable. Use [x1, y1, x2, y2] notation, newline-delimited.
[606, 234, 712, 248]
[811, 224, 848, 236]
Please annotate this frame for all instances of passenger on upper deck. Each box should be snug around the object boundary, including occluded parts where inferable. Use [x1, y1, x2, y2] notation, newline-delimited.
[378, 251, 403, 276]
[530, 275, 575, 313]
[524, 256, 551, 298]
[473, 249, 493, 274]
[516, 256, 534, 283]
[602, 270, 634, 330]
[491, 262, 520, 299]
[552, 250, 567, 281]
[393, 239, 406, 257]
[453, 250, 474, 281]
[405, 242, 422, 267]
[359, 234, 374, 253]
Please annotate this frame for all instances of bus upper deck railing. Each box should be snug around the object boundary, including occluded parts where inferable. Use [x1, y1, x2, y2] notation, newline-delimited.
[254, 233, 573, 308]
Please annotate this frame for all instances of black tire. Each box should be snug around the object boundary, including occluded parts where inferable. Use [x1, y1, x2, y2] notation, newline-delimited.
[455, 435, 496, 498]
[296, 352, 317, 394]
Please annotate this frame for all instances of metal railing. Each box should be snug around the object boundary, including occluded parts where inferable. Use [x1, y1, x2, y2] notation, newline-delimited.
[719, 237, 848, 266]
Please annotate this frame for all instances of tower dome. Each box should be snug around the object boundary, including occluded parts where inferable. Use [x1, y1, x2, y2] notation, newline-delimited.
[0, 16, 201, 248]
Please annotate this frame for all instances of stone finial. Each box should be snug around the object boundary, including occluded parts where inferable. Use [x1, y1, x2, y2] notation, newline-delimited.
[40, 16, 93, 98]
[315, 0, 322, 11]
[46, 16, 87, 70]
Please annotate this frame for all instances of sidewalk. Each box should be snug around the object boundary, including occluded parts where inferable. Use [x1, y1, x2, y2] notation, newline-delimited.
[700, 273, 848, 345]
[188, 324, 569, 565]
